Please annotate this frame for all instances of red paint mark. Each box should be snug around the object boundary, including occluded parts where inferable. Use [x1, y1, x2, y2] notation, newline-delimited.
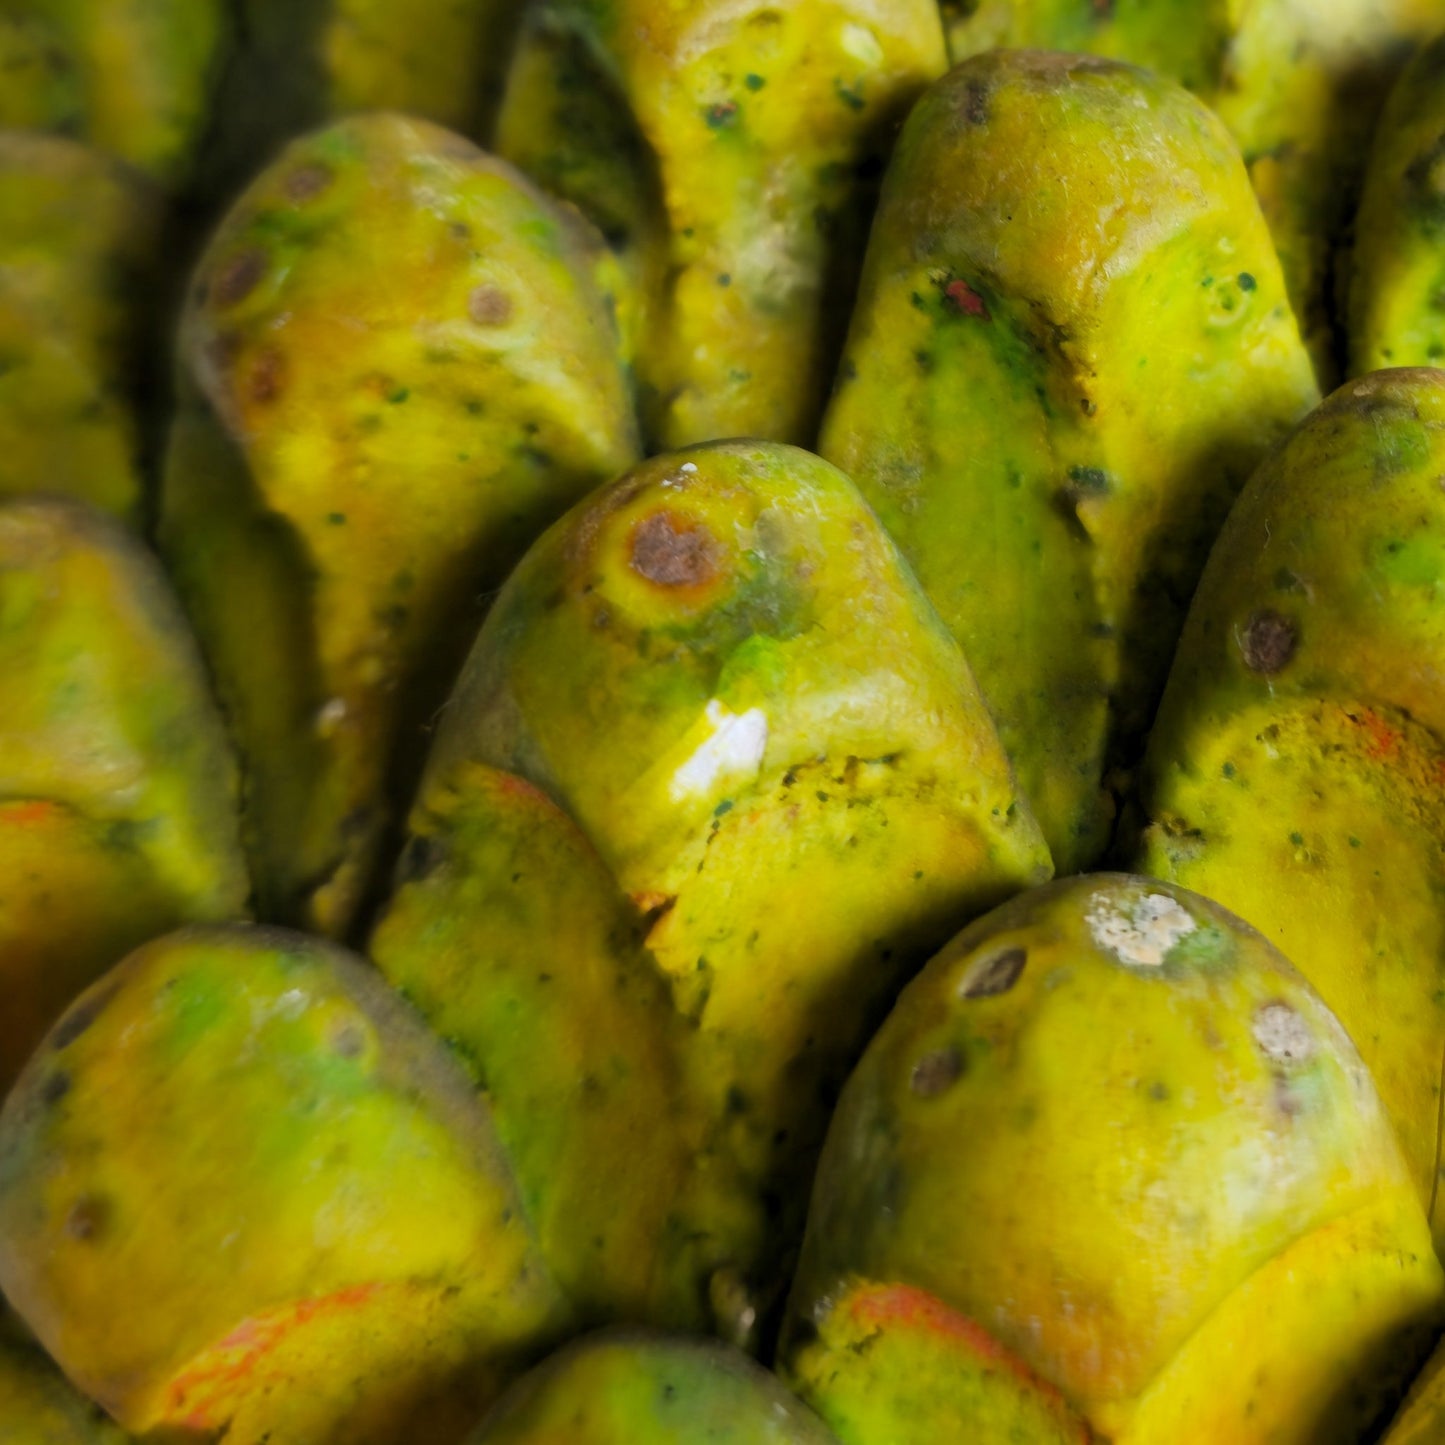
[164, 1282, 385, 1429]
[1, 800, 57, 826]
[944, 279, 989, 320]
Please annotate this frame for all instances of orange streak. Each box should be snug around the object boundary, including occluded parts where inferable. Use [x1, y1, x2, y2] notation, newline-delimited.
[164, 1282, 386, 1429]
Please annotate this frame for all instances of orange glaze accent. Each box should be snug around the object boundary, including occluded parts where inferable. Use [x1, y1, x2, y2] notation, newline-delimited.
[847, 1282, 1040, 1389]
[0, 801, 59, 826]
[1349, 706, 1402, 761]
[163, 1282, 387, 1429]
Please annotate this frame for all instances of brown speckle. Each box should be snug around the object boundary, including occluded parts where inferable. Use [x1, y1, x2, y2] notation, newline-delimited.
[911, 1047, 963, 1097]
[1274, 1076, 1304, 1116]
[1239, 609, 1297, 675]
[66, 1196, 109, 1243]
[962, 946, 1027, 998]
[52, 983, 118, 1049]
[40, 1072, 70, 1106]
[332, 1021, 367, 1058]
[469, 284, 513, 326]
[630, 511, 720, 588]
[963, 80, 989, 125]
[285, 163, 332, 201]
[249, 348, 285, 405]
[212, 248, 267, 308]
[398, 833, 443, 883]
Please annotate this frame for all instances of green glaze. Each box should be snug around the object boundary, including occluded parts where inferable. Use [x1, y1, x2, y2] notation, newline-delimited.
[0, 926, 571, 1444]
[371, 763, 758, 1336]
[201, 0, 520, 204]
[943, 4, 1440, 381]
[495, 0, 946, 447]
[1383, 1339, 1445, 1444]
[784, 874, 1445, 1444]
[160, 113, 639, 939]
[1349, 34, 1445, 373]
[1135, 368, 1445, 1250]
[820, 51, 1317, 871]
[0, 0, 226, 186]
[411, 438, 1050, 1327]
[0, 1333, 128, 1444]
[471, 1332, 838, 1444]
[0, 499, 249, 1092]
[0, 133, 161, 521]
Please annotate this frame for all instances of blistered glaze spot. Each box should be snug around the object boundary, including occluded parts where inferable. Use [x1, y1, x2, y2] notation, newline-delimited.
[1253, 1002, 1315, 1065]
[669, 701, 769, 800]
[1086, 891, 1197, 968]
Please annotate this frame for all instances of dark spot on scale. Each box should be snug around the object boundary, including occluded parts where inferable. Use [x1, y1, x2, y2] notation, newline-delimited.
[340, 806, 374, 840]
[331, 1022, 366, 1058]
[285, 163, 332, 201]
[212, 248, 267, 308]
[963, 79, 990, 125]
[911, 1047, 963, 1097]
[52, 983, 118, 1049]
[469, 284, 512, 326]
[1274, 1075, 1304, 1116]
[630, 511, 720, 588]
[248, 347, 285, 404]
[398, 832, 442, 884]
[1239, 609, 1297, 675]
[1092, 0, 1113, 15]
[66, 1195, 109, 1243]
[40, 1072, 70, 1106]
[963, 946, 1027, 998]
[1067, 464, 1109, 493]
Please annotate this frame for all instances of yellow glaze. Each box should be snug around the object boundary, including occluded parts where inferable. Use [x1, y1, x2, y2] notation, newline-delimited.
[786, 875, 1444, 1443]
[203, 0, 520, 202]
[160, 113, 639, 937]
[821, 52, 1317, 870]
[0, 499, 248, 1090]
[1137, 368, 1445, 1249]
[410, 439, 1050, 1323]
[0, 1332, 127, 1444]
[0, 0, 226, 186]
[943, 3, 1440, 382]
[0, 927, 571, 1443]
[0, 134, 160, 521]
[496, 0, 945, 446]
[1349, 34, 1445, 374]
[372, 762, 759, 1333]
[472, 1331, 837, 1444]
